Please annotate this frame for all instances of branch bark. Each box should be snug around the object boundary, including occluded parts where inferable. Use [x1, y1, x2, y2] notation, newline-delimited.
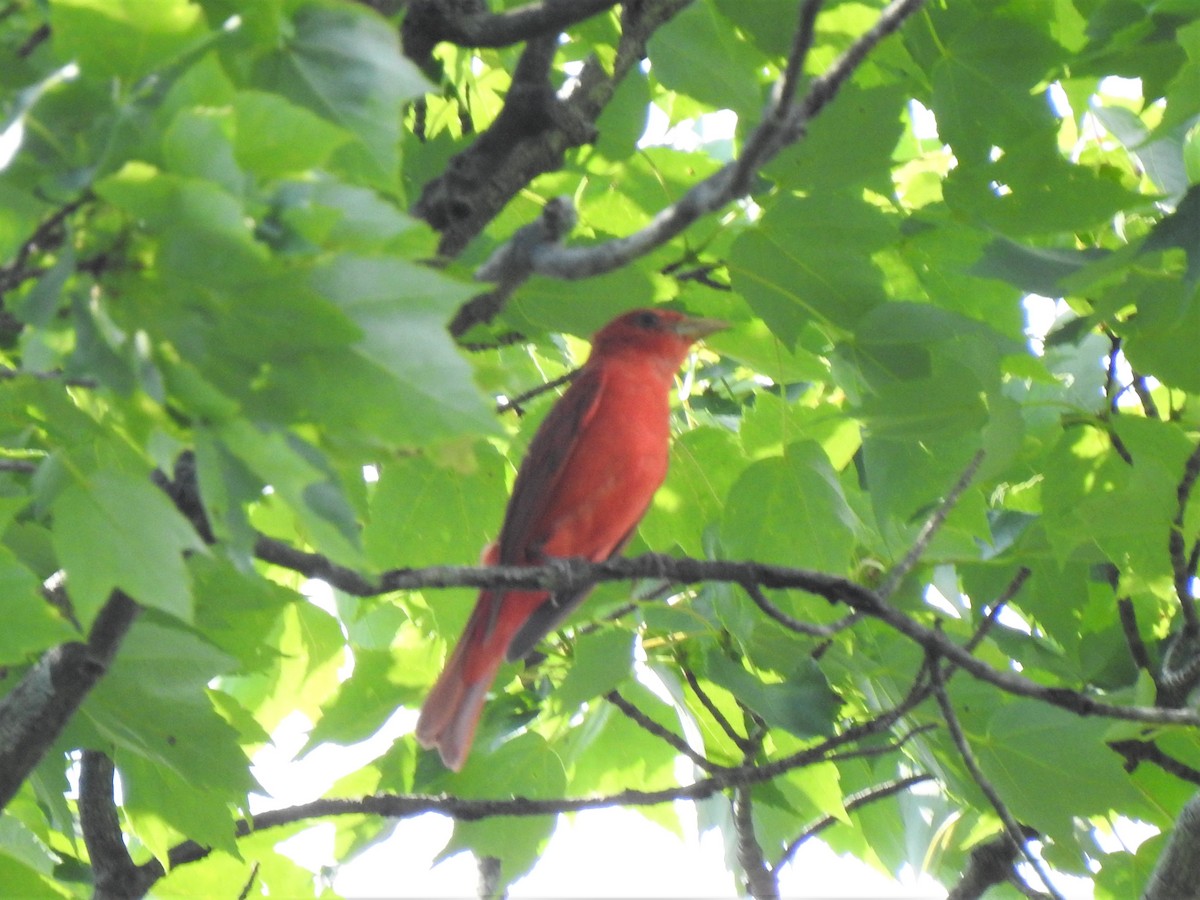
[81, 750, 160, 900]
[416, 0, 691, 265]
[0, 592, 139, 811]
[248, 541, 1200, 729]
[1144, 791, 1200, 900]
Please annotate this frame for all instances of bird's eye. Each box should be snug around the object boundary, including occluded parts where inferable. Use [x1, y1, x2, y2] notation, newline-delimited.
[635, 311, 660, 329]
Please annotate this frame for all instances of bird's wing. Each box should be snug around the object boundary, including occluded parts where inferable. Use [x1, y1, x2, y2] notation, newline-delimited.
[503, 517, 643, 663]
[496, 364, 606, 563]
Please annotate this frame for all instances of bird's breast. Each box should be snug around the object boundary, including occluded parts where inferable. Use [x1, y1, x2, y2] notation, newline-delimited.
[537, 366, 673, 560]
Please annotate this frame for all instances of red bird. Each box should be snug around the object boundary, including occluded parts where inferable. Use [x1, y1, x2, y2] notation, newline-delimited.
[416, 308, 726, 770]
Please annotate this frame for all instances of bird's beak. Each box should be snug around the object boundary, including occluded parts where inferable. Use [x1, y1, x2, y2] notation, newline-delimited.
[671, 315, 728, 340]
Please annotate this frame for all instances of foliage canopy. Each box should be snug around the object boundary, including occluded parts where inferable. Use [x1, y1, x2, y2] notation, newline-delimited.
[1, 0, 1199, 896]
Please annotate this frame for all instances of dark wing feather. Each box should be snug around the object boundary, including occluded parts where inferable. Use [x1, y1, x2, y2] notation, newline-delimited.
[497, 365, 606, 564]
[504, 516, 644, 663]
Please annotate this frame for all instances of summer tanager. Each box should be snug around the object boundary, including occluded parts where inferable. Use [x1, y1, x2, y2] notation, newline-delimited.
[416, 308, 726, 770]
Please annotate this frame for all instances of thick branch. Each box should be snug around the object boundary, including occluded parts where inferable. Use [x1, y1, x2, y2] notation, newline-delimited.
[81, 750, 159, 900]
[734, 785, 779, 900]
[402, 0, 620, 57]
[0, 592, 139, 811]
[417, 0, 690, 265]
[947, 832, 1029, 900]
[1144, 791, 1200, 900]
[509, 0, 928, 283]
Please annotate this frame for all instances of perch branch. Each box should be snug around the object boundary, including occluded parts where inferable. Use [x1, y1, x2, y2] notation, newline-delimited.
[930, 659, 1063, 900]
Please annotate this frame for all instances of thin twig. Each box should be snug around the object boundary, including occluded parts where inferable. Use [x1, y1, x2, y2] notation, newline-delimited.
[495, 369, 577, 416]
[827, 723, 938, 763]
[777, 773, 934, 869]
[741, 582, 833, 638]
[680, 663, 750, 752]
[1130, 371, 1160, 419]
[1117, 597, 1154, 676]
[878, 449, 985, 601]
[929, 659, 1064, 900]
[1170, 443, 1200, 637]
[962, 567, 1030, 655]
[605, 690, 716, 771]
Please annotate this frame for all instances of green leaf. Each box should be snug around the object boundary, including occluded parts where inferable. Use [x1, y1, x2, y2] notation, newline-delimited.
[232, 90, 351, 179]
[730, 194, 895, 344]
[311, 254, 495, 443]
[647, 0, 766, 118]
[50, 0, 206, 82]
[440, 732, 566, 883]
[0, 546, 72, 664]
[703, 649, 839, 738]
[219, 421, 362, 566]
[929, 14, 1062, 162]
[0, 852, 70, 898]
[973, 699, 1145, 844]
[253, 4, 431, 188]
[117, 752, 239, 860]
[1121, 283, 1200, 392]
[767, 84, 908, 195]
[81, 621, 253, 797]
[51, 470, 205, 626]
[639, 426, 744, 557]
[969, 238, 1111, 296]
[1140, 183, 1200, 285]
[161, 107, 241, 193]
[552, 629, 635, 711]
[721, 441, 858, 575]
[304, 646, 429, 751]
[364, 442, 507, 570]
[593, 66, 651, 162]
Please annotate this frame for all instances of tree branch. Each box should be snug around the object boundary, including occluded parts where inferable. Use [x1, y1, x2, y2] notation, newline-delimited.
[879, 450, 985, 601]
[416, 0, 690, 266]
[401, 0, 620, 59]
[930, 659, 1063, 900]
[777, 773, 935, 870]
[146, 686, 933, 888]
[605, 689, 716, 771]
[81, 750, 158, 900]
[247, 542, 1200, 729]
[0, 592, 139, 811]
[1170, 442, 1200, 637]
[1144, 790, 1200, 900]
[734, 784, 779, 900]
[496, 0, 928, 285]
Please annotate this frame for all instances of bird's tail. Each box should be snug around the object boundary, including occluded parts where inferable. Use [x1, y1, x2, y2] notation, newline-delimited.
[415, 590, 506, 771]
[415, 587, 547, 771]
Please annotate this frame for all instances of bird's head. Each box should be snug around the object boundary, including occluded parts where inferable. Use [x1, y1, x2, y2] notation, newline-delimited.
[589, 308, 727, 371]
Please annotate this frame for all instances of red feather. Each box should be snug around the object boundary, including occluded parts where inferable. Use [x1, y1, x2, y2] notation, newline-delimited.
[415, 308, 725, 771]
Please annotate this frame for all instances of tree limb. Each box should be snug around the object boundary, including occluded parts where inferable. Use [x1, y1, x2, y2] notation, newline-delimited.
[245, 541, 1200, 729]
[417, 0, 691, 266]
[930, 659, 1063, 900]
[734, 784, 779, 900]
[401, 0, 620, 59]
[492, 0, 928, 286]
[81, 750, 159, 900]
[0, 592, 139, 811]
[1144, 790, 1200, 900]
